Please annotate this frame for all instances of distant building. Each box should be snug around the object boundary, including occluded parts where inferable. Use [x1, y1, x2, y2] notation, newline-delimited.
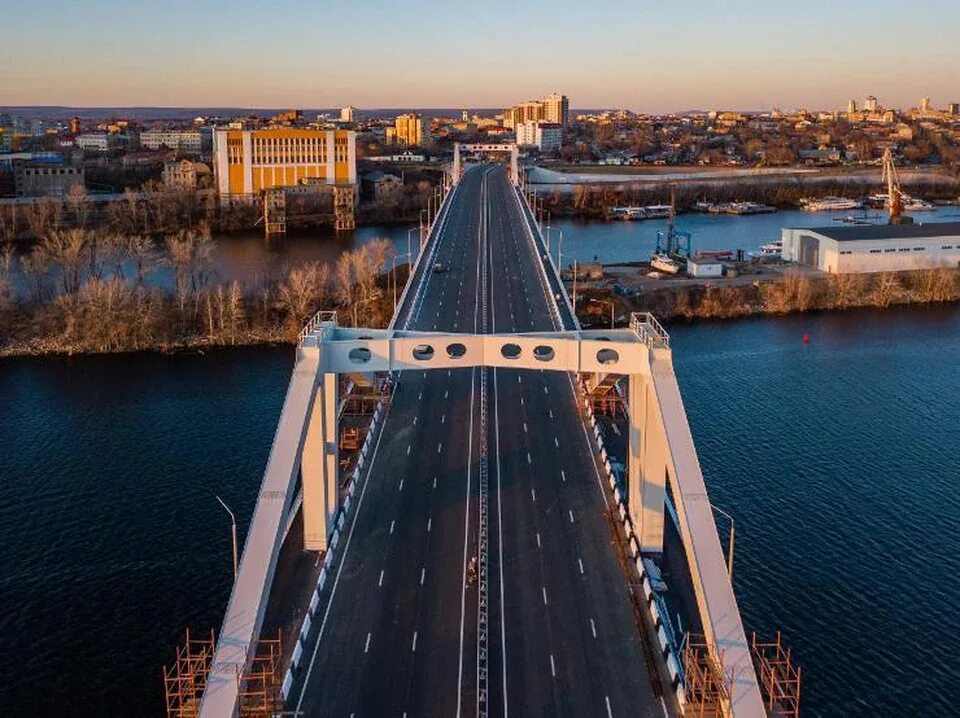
[74, 133, 115, 151]
[863, 95, 879, 112]
[213, 127, 356, 196]
[162, 159, 211, 189]
[271, 109, 302, 125]
[139, 130, 202, 153]
[70, 116, 81, 134]
[847, 99, 857, 115]
[14, 161, 85, 198]
[394, 114, 429, 146]
[360, 170, 403, 201]
[504, 93, 570, 129]
[920, 96, 932, 112]
[516, 121, 562, 152]
[948, 102, 959, 116]
[543, 93, 570, 126]
[340, 106, 357, 123]
[782, 223, 960, 274]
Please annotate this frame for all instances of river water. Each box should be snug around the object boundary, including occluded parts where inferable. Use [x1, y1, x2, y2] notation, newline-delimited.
[1, 214, 959, 715]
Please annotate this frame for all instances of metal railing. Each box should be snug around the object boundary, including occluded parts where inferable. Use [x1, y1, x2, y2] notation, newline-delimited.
[298, 310, 338, 346]
[630, 312, 670, 349]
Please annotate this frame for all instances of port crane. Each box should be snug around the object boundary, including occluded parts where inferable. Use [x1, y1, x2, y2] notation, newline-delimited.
[882, 147, 912, 225]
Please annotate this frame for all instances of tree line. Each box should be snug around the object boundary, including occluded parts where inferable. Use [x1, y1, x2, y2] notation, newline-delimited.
[0, 226, 401, 356]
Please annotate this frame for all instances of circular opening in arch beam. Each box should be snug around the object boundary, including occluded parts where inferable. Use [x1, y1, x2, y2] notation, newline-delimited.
[596, 348, 620, 366]
[446, 343, 467, 359]
[501, 343, 522, 360]
[348, 347, 372, 364]
[533, 345, 555, 362]
[413, 344, 435, 361]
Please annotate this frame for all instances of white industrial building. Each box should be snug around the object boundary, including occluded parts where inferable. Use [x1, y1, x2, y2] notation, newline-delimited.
[139, 130, 202, 153]
[685, 256, 724, 278]
[782, 223, 960, 274]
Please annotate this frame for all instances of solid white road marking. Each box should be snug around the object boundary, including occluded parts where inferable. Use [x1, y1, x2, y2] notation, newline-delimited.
[412, 631, 418, 652]
[550, 654, 556, 678]
[568, 510, 575, 523]
[531, 488, 536, 503]
[591, 618, 597, 638]
[578, 558, 585, 575]
[427, 518, 432, 532]
[542, 587, 548, 605]
[364, 633, 371, 653]
[527, 452, 532, 464]
[660, 697, 668, 717]
[399, 479, 404, 491]
[407, 445, 411, 455]
[378, 570, 384, 587]
[536, 532, 541, 548]
[523, 422, 527, 433]
[560, 470, 566, 483]
[421, 568, 426, 585]
[433, 477, 437, 489]
[389, 520, 395, 534]
[606, 695, 614, 718]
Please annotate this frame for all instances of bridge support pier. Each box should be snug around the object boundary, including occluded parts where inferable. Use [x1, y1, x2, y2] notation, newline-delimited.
[627, 372, 666, 554]
[302, 371, 340, 551]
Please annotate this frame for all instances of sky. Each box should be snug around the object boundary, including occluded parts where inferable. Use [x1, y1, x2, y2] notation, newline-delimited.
[2, 0, 959, 113]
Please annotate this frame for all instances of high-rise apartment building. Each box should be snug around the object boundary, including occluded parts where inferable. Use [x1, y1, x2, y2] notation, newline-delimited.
[394, 114, 429, 146]
[948, 103, 960, 116]
[341, 106, 357, 123]
[503, 94, 570, 129]
[213, 127, 356, 196]
[920, 96, 932, 112]
[847, 99, 857, 115]
[543, 93, 569, 126]
[863, 95, 879, 112]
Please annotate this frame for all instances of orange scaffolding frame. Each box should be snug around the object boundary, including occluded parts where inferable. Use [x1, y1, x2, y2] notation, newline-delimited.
[163, 629, 284, 718]
[751, 631, 802, 718]
[682, 634, 734, 718]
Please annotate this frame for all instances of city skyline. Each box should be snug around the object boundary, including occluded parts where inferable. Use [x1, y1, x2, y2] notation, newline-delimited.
[3, 0, 959, 112]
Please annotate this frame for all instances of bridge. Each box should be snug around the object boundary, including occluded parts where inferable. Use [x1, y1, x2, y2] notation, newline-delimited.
[188, 162, 793, 717]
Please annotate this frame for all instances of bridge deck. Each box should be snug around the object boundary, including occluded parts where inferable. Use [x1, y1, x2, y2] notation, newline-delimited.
[288, 165, 668, 716]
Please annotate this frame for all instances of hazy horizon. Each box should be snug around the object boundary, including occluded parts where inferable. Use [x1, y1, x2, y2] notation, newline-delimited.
[3, 0, 959, 112]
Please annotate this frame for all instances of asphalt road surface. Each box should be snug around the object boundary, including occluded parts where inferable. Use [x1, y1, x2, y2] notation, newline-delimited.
[290, 165, 664, 717]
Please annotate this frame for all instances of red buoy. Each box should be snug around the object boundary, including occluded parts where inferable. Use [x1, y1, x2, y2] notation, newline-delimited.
[802, 333, 810, 343]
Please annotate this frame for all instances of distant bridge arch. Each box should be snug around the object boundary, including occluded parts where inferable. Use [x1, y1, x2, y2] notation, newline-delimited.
[453, 142, 519, 185]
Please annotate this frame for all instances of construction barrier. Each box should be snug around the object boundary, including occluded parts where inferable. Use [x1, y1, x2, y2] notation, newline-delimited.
[281, 669, 293, 700]
[291, 640, 304, 669]
[299, 614, 312, 644]
[309, 590, 319, 615]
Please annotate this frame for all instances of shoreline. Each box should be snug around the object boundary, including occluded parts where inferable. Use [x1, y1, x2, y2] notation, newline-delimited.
[3, 270, 957, 359]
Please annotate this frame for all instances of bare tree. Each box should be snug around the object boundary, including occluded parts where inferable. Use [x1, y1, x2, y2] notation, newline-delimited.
[40, 229, 88, 294]
[126, 235, 156, 286]
[65, 184, 91, 229]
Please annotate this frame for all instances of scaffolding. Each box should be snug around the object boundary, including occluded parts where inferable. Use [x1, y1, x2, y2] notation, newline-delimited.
[238, 629, 284, 717]
[682, 634, 734, 718]
[333, 184, 356, 231]
[163, 629, 283, 718]
[164, 629, 216, 718]
[263, 188, 286, 238]
[751, 632, 802, 718]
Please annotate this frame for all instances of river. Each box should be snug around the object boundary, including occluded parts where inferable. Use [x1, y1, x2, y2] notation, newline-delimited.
[1, 214, 959, 715]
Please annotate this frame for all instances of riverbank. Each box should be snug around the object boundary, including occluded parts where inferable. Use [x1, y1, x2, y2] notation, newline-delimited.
[0, 230, 407, 358]
[574, 267, 960, 326]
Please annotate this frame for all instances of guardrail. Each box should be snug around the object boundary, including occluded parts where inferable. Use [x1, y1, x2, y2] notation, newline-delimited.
[630, 312, 670, 349]
[298, 310, 338, 346]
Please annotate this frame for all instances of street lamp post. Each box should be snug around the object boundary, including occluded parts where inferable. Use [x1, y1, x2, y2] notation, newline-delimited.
[557, 229, 564, 271]
[215, 495, 238, 580]
[711, 503, 736, 580]
[406, 227, 417, 262]
[590, 298, 615, 329]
